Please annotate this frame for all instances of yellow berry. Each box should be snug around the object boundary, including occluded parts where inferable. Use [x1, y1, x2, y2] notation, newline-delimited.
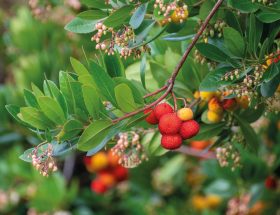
[200, 91, 216, 101]
[191, 195, 208, 210]
[206, 195, 222, 209]
[207, 110, 223, 123]
[89, 152, 109, 172]
[177, 108, 193, 121]
[171, 7, 189, 24]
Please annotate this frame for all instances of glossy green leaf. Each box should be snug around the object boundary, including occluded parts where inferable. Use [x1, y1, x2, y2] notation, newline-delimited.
[59, 71, 76, 113]
[140, 54, 147, 89]
[248, 14, 263, 56]
[115, 83, 138, 112]
[223, 27, 245, 57]
[24, 89, 39, 108]
[228, 0, 259, 13]
[104, 53, 125, 78]
[81, 0, 111, 9]
[18, 107, 55, 130]
[89, 61, 117, 107]
[70, 57, 89, 76]
[256, 9, 280, 23]
[77, 10, 107, 20]
[129, 3, 148, 29]
[38, 97, 66, 125]
[103, 5, 134, 28]
[57, 119, 83, 141]
[82, 85, 104, 119]
[196, 43, 230, 63]
[65, 18, 97, 34]
[31, 83, 44, 97]
[77, 120, 113, 151]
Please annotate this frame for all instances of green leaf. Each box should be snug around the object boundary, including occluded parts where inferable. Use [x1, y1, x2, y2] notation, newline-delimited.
[140, 54, 147, 89]
[65, 18, 98, 34]
[223, 27, 245, 57]
[59, 71, 76, 113]
[5, 104, 30, 126]
[262, 63, 280, 83]
[239, 105, 265, 123]
[190, 122, 226, 141]
[24, 89, 39, 108]
[256, 9, 280, 23]
[115, 83, 138, 112]
[31, 83, 44, 97]
[89, 61, 117, 107]
[248, 14, 263, 56]
[103, 5, 134, 28]
[196, 43, 230, 63]
[228, 0, 259, 13]
[82, 85, 105, 119]
[199, 67, 233, 91]
[234, 113, 259, 153]
[77, 10, 107, 20]
[37, 97, 66, 125]
[57, 119, 83, 142]
[77, 120, 113, 151]
[18, 107, 55, 130]
[81, 0, 111, 9]
[104, 53, 125, 78]
[260, 74, 280, 97]
[70, 57, 89, 76]
[129, 3, 148, 29]
[225, 11, 242, 34]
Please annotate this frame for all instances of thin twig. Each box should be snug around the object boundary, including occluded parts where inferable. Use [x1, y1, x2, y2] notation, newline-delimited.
[189, 98, 201, 108]
[143, 85, 168, 99]
[112, 0, 224, 124]
[175, 145, 216, 159]
[171, 91, 177, 111]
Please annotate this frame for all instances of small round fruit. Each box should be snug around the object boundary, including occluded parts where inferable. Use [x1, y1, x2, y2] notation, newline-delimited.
[190, 140, 212, 150]
[161, 134, 182, 150]
[91, 179, 108, 194]
[97, 171, 116, 187]
[222, 99, 237, 111]
[177, 108, 193, 121]
[191, 195, 208, 211]
[107, 151, 119, 168]
[180, 120, 200, 140]
[207, 110, 223, 123]
[144, 108, 159, 125]
[154, 103, 174, 120]
[158, 113, 182, 135]
[90, 152, 109, 172]
[236, 96, 249, 109]
[206, 195, 222, 209]
[200, 91, 216, 101]
[171, 7, 189, 24]
[208, 97, 223, 114]
[265, 176, 277, 189]
[113, 165, 128, 182]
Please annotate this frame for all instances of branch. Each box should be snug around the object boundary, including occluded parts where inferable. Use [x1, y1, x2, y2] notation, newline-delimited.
[112, 0, 224, 124]
[176, 145, 216, 159]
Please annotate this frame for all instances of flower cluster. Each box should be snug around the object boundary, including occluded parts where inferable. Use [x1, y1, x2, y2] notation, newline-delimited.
[28, 0, 52, 20]
[226, 195, 251, 215]
[29, 144, 58, 177]
[216, 144, 241, 171]
[111, 131, 148, 168]
[199, 19, 227, 40]
[194, 49, 217, 70]
[252, 0, 276, 6]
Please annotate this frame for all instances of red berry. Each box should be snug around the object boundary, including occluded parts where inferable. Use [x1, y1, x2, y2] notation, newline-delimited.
[113, 165, 128, 182]
[91, 179, 108, 194]
[158, 113, 182, 134]
[180, 120, 200, 140]
[265, 176, 277, 189]
[144, 108, 159, 125]
[161, 134, 182, 150]
[154, 103, 174, 120]
[222, 99, 236, 110]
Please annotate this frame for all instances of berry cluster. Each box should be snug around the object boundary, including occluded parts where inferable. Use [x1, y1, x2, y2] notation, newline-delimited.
[112, 131, 148, 168]
[226, 195, 251, 215]
[198, 91, 249, 123]
[84, 151, 128, 194]
[28, 144, 58, 177]
[145, 102, 200, 150]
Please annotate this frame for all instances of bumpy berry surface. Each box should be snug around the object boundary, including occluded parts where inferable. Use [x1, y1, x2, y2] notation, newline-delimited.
[158, 113, 182, 134]
[161, 134, 182, 150]
[180, 120, 200, 140]
[144, 108, 159, 125]
[154, 103, 174, 120]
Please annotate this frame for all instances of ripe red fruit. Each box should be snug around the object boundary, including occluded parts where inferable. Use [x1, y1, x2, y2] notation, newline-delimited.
[113, 165, 128, 182]
[144, 108, 159, 125]
[265, 176, 277, 189]
[222, 99, 236, 110]
[91, 179, 108, 194]
[158, 113, 182, 134]
[161, 134, 182, 150]
[180, 120, 200, 140]
[154, 103, 174, 120]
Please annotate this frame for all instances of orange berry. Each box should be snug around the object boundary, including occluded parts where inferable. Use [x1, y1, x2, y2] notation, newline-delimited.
[190, 140, 212, 150]
[200, 91, 216, 101]
[90, 152, 109, 172]
[97, 171, 116, 188]
[208, 97, 223, 114]
[207, 111, 223, 123]
[236, 96, 249, 109]
[108, 151, 119, 168]
[206, 195, 222, 209]
[177, 108, 193, 121]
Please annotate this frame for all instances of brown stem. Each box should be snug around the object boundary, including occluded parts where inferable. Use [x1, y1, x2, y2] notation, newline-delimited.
[176, 145, 216, 159]
[189, 98, 201, 108]
[171, 91, 177, 111]
[143, 85, 168, 99]
[112, 0, 224, 124]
